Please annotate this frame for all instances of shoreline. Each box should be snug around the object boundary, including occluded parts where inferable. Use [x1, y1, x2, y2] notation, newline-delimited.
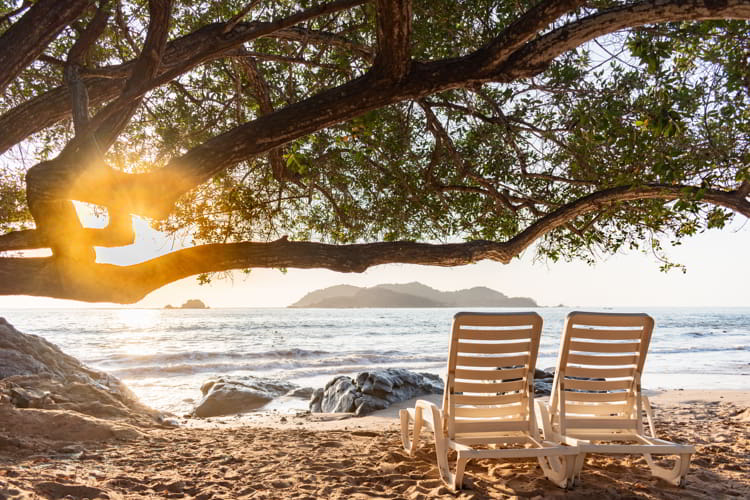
[178, 389, 750, 431]
[3, 389, 748, 499]
[123, 372, 750, 418]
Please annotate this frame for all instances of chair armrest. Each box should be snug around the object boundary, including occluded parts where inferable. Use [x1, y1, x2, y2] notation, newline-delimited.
[414, 400, 444, 436]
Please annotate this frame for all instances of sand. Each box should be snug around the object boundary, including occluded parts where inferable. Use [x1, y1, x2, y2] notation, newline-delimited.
[1, 390, 748, 499]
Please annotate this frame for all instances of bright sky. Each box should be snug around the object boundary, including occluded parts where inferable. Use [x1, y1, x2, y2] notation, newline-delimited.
[1, 207, 748, 309]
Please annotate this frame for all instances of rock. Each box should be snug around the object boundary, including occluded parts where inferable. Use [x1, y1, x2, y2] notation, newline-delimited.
[8, 386, 53, 408]
[0, 318, 160, 426]
[193, 377, 294, 417]
[0, 405, 143, 443]
[166, 299, 208, 309]
[534, 378, 554, 396]
[284, 387, 314, 399]
[0, 348, 50, 378]
[533, 368, 555, 395]
[309, 376, 358, 413]
[535, 368, 553, 379]
[309, 369, 444, 416]
[181, 299, 208, 309]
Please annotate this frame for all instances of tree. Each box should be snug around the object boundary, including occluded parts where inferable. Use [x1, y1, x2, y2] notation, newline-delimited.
[0, 0, 748, 303]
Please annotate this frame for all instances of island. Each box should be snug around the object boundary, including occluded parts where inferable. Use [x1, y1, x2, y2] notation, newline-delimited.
[165, 299, 209, 309]
[289, 282, 537, 308]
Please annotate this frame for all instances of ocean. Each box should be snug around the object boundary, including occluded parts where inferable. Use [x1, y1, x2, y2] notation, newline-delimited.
[2, 307, 748, 416]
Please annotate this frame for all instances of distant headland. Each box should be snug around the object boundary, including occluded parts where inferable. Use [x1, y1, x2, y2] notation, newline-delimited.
[165, 299, 209, 309]
[289, 282, 537, 308]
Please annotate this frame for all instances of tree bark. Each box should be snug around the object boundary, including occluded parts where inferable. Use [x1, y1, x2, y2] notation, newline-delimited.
[373, 0, 412, 81]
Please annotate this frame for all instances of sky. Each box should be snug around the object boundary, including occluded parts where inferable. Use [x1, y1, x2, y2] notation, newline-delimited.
[0, 207, 748, 309]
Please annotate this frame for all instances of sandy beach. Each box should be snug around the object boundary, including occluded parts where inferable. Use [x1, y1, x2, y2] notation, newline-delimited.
[1, 389, 748, 499]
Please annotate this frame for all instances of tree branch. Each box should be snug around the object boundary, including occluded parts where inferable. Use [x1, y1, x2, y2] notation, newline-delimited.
[500, 0, 750, 80]
[11, 0, 750, 223]
[236, 57, 297, 184]
[373, 0, 412, 81]
[84, 0, 173, 152]
[223, 0, 262, 34]
[272, 26, 374, 62]
[114, 0, 139, 53]
[0, 220, 135, 252]
[507, 183, 750, 256]
[65, 0, 112, 135]
[0, 239, 515, 303]
[0, 0, 368, 155]
[470, 0, 585, 76]
[0, 0, 93, 93]
[3, 183, 748, 302]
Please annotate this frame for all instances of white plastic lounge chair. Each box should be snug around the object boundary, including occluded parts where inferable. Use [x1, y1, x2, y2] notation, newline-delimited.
[535, 311, 694, 486]
[400, 312, 578, 490]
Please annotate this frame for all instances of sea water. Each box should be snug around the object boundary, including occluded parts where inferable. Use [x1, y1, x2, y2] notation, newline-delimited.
[2, 307, 748, 415]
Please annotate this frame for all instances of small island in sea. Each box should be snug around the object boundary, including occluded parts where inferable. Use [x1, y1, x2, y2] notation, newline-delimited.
[289, 282, 537, 308]
[165, 299, 209, 309]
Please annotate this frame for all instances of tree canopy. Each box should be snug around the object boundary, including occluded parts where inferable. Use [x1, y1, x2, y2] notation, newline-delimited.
[0, 0, 748, 303]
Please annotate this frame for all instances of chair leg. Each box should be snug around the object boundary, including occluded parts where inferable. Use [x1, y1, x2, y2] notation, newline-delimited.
[571, 452, 586, 485]
[399, 409, 423, 456]
[537, 454, 573, 488]
[432, 428, 454, 486]
[453, 453, 469, 491]
[644, 452, 691, 487]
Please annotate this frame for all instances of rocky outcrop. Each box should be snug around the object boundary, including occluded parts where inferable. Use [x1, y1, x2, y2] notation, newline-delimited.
[0, 318, 164, 449]
[309, 369, 444, 416]
[309, 368, 556, 416]
[0, 318, 160, 426]
[165, 299, 208, 309]
[193, 377, 295, 417]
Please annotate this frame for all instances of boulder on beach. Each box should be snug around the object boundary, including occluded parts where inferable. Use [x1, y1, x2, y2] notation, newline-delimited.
[309, 367, 557, 416]
[309, 368, 444, 416]
[0, 318, 163, 448]
[0, 318, 159, 424]
[193, 377, 295, 417]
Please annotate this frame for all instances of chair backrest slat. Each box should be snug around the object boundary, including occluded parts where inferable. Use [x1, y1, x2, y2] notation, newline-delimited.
[444, 312, 542, 440]
[550, 311, 654, 433]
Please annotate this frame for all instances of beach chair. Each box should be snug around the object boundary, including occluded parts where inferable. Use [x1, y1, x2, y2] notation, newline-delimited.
[535, 311, 694, 486]
[400, 312, 578, 490]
